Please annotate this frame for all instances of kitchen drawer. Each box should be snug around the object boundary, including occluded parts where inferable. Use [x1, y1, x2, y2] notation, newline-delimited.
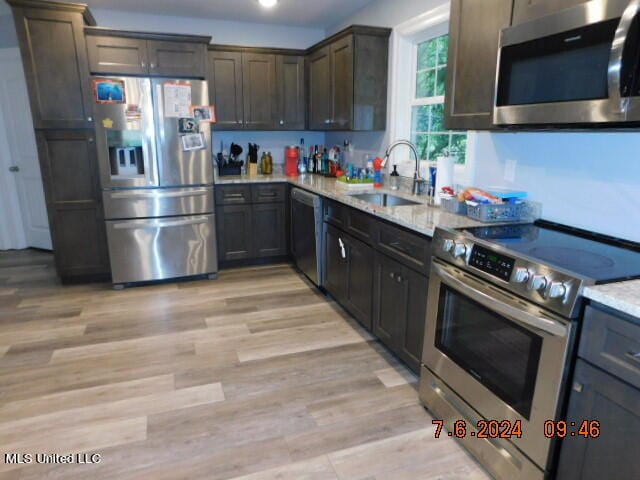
[377, 223, 431, 275]
[579, 305, 640, 389]
[323, 200, 348, 228]
[252, 183, 286, 204]
[215, 185, 252, 205]
[346, 208, 377, 244]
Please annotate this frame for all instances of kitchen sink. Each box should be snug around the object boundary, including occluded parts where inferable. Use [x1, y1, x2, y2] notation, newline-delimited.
[349, 193, 421, 207]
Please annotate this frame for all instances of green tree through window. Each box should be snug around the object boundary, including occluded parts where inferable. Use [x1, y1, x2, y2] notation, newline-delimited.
[411, 35, 466, 165]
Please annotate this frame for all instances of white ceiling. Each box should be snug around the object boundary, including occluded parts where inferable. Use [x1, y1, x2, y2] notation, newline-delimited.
[82, 0, 377, 27]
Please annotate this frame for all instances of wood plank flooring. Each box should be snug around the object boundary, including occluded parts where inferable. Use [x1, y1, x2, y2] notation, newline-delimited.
[0, 249, 489, 479]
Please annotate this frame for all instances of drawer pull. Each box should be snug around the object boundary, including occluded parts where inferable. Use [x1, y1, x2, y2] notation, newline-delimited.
[225, 193, 245, 198]
[572, 382, 583, 393]
[389, 241, 411, 255]
[625, 351, 640, 363]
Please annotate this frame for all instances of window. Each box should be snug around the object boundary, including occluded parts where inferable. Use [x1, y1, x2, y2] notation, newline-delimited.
[410, 35, 467, 164]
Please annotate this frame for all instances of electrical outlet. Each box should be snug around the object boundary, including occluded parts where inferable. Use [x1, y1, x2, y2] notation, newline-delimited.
[504, 159, 517, 183]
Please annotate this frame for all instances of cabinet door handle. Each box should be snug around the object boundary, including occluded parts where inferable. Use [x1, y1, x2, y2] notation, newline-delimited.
[338, 238, 346, 259]
[279, 120, 284, 126]
[389, 272, 395, 279]
[625, 351, 640, 363]
[389, 241, 411, 255]
[88, 137, 94, 143]
[141, 61, 146, 68]
[8, 166, 19, 172]
[87, 116, 93, 122]
[572, 382, 583, 393]
[150, 62, 156, 69]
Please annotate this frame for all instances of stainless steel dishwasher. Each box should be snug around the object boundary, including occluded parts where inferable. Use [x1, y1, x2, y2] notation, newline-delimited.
[291, 188, 323, 287]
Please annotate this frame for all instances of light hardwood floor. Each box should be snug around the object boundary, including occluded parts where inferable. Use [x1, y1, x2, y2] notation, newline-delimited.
[0, 249, 489, 479]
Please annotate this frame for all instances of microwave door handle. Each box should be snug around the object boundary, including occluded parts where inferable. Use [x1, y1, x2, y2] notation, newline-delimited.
[434, 263, 568, 338]
[608, 0, 640, 114]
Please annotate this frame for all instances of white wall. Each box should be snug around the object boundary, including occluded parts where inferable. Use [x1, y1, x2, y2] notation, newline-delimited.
[214, 131, 325, 167]
[91, 9, 325, 49]
[326, 0, 447, 35]
[468, 132, 640, 242]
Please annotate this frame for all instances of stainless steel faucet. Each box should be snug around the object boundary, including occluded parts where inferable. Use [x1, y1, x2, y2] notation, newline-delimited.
[381, 140, 427, 195]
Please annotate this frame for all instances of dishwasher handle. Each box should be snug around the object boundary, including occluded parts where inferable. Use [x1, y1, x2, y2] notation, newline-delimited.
[291, 188, 320, 207]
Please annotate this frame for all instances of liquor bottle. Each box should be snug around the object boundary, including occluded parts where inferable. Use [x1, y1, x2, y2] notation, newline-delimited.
[298, 138, 307, 173]
[322, 148, 329, 175]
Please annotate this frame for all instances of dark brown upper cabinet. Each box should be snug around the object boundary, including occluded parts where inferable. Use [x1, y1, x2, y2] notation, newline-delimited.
[208, 46, 306, 131]
[276, 55, 306, 130]
[9, 0, 95, 129]
[85, 29, 210, 78]
[308, 46, 332, 130]
[85, 35, 148, 75]
[242, 52, 277, 130]
[444, 0, 513, 130]
[207, 49, 244, 130]
[307, 26, 391, 131]
[512, 0, 590, 24]
[146, 40, 207, 78]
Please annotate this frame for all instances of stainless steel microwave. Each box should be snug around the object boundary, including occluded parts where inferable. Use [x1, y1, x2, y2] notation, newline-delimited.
[494, 0, 640, 127]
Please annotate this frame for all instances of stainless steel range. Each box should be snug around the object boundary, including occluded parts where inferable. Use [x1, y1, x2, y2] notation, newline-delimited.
[419, 223, 640, 480]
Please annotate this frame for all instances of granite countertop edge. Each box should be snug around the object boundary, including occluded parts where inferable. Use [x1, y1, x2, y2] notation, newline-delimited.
[583, 281, 640, 319]
[214, 174, 486, 238]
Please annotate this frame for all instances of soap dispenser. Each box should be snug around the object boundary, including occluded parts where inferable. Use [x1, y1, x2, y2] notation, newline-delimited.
[390, 165, 400, 190]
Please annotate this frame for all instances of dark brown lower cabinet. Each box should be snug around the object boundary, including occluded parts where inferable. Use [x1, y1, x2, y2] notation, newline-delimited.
[373, 253, 429, 372]
[556, 360, 640, 480]
[324, 223, 374, 330]
[253, 203, 286, 258]
[216, 204, 253, 261]
[36, 129, 109, 281]
[215, 192, 287, 265]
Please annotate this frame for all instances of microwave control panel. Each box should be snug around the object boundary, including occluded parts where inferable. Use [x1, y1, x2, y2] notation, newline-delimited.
[469, 245, 515, 282]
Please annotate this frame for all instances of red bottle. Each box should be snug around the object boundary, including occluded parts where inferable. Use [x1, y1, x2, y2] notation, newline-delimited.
[285, 146, 299, 177]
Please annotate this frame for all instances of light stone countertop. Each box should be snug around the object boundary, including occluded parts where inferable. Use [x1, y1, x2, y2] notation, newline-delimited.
[214, 173, 486, 237]
[583, 280, 640, 319]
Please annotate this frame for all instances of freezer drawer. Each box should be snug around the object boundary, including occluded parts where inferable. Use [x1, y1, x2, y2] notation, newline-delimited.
[106, 214, 217, 284]
[103, 187, 213, 219]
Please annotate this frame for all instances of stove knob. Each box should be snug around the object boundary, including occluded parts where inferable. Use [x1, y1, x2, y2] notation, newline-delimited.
[513, 267, 531, 284]
[547, 281, 567, 299]
[451, 242, 468, 259]
[442, 239, 454, 253]
[528, 274, 548, 291]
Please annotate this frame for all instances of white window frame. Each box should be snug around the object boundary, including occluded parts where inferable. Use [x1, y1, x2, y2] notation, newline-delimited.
[387, 3, 470, 183]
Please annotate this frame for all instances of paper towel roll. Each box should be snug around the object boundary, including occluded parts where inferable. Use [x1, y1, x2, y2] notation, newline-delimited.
[435, 155, 455, 206]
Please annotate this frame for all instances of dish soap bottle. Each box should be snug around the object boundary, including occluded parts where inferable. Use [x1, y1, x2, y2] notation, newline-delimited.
[390, 165, 400, 190]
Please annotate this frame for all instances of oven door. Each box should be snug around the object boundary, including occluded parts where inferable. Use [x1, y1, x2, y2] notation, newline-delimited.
[422, 259, 574, 469]
[494, 0, 640, 126]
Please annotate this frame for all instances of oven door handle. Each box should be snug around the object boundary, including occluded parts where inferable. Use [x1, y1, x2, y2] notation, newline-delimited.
[435, 264, 569, 338]
[608, 0, 640, 114]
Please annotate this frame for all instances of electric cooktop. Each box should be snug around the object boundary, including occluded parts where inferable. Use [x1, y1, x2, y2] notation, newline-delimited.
[462, 221, 640, 284]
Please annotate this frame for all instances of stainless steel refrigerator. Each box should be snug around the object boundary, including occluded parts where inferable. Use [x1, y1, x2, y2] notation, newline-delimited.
[93, 76, 217, 286]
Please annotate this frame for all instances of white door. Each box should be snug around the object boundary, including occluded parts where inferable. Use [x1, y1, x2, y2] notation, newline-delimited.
[0, 47, 51, 250]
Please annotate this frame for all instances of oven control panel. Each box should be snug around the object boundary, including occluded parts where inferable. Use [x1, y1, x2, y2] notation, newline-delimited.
[469, 245, 515, 282]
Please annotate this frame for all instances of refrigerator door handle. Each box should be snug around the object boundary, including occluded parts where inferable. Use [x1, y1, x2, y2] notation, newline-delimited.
[142, 78, 159, 187]
[110, 188, 210, 200]
[113, 217, 210, 230]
